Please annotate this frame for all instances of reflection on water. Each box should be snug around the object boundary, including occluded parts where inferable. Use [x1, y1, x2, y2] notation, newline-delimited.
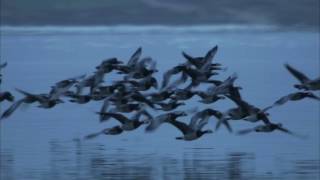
[1, 140, 319, 180]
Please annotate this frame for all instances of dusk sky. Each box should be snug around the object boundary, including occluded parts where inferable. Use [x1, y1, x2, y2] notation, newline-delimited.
[1, 0, 319, 31]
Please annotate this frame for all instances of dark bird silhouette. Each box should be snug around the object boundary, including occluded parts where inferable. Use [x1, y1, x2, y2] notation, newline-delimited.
[116, 48, 158, 79]
[1, 89, 63, 119]
[49, 74, 85, 100]
[75, 69, 105, 95]
[285, 63, 320, 91]
[0, 62, 7, 69]
[195, 91, 225, 104]
[266, 91, 320, 110]
[191, 108, 232, 132]
[96, 57, 123, 73]
[167, 117, 213, 141]
[69, 94, 91, 104]
[216, 95, 271, 131]
[15, 89, 63, 109]
[182, 46, 220, 69]
[161, 64, 189, 89]
[171, 88, 198, 101]
[145, 111, 187, 132]
[99, 110, 152, 130]
[0, 91, 14, 102]
[146, 89, 175, 102]
[116, 76, 158, 91]
[84, 126, 124, 139]
[155, 99, 185, 111]
[236, 122, 304, 138]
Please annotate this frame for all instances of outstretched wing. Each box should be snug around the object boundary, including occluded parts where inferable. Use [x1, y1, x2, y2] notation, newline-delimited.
[182, 51, 204, 68]
[189, 111, 204, 128]
[100, 98, 110, 113]
[196, 117, 210, 130]
[132, 109, 153, 121]
[273, 94, 292, 106]
[139, 57, 157, 70]
[100, 112, 129, 124]
[15, 88, 47, 103]
[307, 93, 320, 101]
[127, 47, 142, 67]
[0, 62, 8, 69]
[236, 128, 254, 135]
[145, 114, 168, 132]
[285, 64, 309, 83]
[276, 126, 306, 139]
[84, 130, 105, 140]
[1, 99, 25, 119]
[201, 46, 218, 71]
[161, 66, 184, 89]
[167, 119, 191, 135]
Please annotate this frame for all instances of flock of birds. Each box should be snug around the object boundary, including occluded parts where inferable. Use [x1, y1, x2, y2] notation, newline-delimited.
[0, 46, 319, 141]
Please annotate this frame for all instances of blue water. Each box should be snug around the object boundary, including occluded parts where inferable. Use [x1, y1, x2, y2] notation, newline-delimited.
[0, 26, 319, 179]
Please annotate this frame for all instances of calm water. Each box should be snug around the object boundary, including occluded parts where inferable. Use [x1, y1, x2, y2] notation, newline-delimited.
[0, 26, 319, 179]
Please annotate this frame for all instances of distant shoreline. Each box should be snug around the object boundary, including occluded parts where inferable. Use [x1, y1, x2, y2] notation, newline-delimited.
[1, 25, 313, 35]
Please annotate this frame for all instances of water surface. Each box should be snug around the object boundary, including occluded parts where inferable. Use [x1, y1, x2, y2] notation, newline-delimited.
[0, 26, 319, 179]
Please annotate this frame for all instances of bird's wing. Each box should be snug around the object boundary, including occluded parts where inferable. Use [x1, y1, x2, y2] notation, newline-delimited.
[189, 111, 203, 128]
[307, 93, 320, 101]
[0, 62, 8, 69]
[276, 126, 307, 139]
[131, 92, 155, 108]
[196, 117, 210, 130]
[261, 105, 274, 112]
[215, 116, 231, 131]
[201, 46, 218, 71]
[100, 98, 110, 113]
[139, 57, 157, 70]
[208, 109, 232, 132]
[139, 109, 154, 121]
[182, 51, 196, 63]
[181, 51, 204, 68]
[166, 72, 189, 90]
[84, 130, 105, 140]
[1, 99, 25, 119]
[15, 88, 47, 103]
[285, 64, 309, 83]
[145, 114, 167, 132]
[161, 66, 184, 89]
[167, 119, 191, 135]
[236, 128, 254, 135]
[273, 93, 293, 106]
[101, 112, 129, 124]
[222, 120, 233, 133]
[261, 115, 271, 125]
[127, 47, 142, 67]
[225, 95, 250, 114]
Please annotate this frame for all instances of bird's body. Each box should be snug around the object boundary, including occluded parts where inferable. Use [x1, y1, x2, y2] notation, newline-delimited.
[285, 64, 320, 91]
[155, 100, 185, 111]
[167, 118, 213, 141]
[269, 91, 320, 108]
[0, 91, 14, 102]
